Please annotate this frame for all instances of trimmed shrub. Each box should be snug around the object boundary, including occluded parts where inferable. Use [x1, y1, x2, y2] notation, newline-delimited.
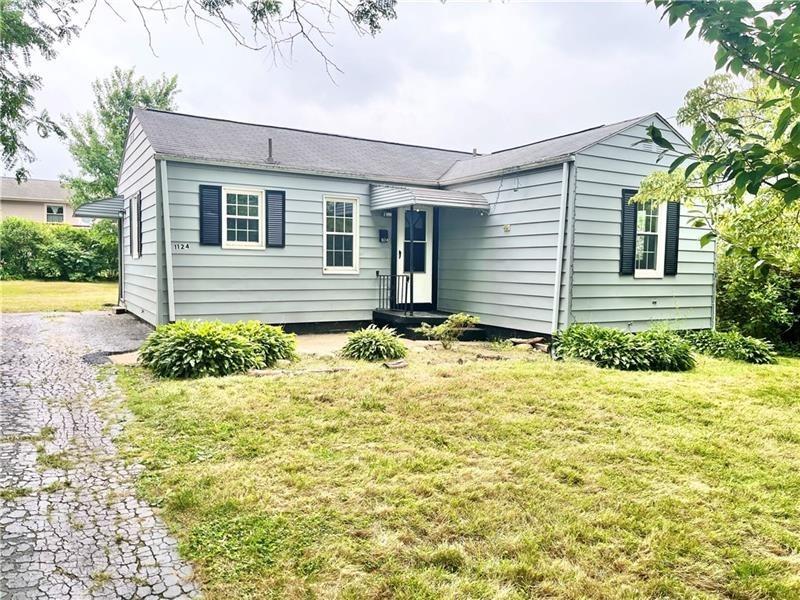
[682, 329, 776, 364]
[553, 323, 695, 372]
[233, 321, 297, 367]
[341, 325, 407, 361]
[139, 321, 264, 378]
[415, 313, 479, 349]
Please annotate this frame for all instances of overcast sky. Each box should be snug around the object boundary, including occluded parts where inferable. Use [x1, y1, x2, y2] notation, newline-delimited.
[24, 0, 716, 180]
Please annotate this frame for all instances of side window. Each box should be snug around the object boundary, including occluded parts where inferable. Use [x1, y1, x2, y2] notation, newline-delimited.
[46, 205, 64, 223]
[634, 200, 667, 278]
[323, 196, 359, 273]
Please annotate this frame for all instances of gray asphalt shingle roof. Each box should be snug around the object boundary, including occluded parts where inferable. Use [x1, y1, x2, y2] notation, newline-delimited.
[439, 115, 648, 183]
[134, 109, 473, 185]
[134, 109, 652, 186]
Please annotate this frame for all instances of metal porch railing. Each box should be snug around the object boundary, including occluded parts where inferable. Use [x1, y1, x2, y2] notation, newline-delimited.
[377, 273, 412, 314]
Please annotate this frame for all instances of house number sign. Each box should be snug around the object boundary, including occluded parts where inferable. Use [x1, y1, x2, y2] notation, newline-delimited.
[172, 243, 190, 251]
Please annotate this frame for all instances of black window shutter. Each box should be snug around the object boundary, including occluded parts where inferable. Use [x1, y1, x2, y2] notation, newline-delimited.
[266, 190, 285, 248]
[136, 191, 143, 257]
[129, 195, 135, 257]
[619, 189, 637, 275]
[199, 185, 222, 245]
[664, 201, 680, 276]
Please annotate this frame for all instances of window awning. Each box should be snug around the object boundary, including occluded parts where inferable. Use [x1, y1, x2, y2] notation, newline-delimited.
[370, 184, 489, 211]
[73, 196, 125, 219]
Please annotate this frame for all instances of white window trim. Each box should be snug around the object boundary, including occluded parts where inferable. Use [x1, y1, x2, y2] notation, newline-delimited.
[45, 204, 64, 224]
[322, 195, 359, 274]
[634, 201, 668, 279]
[221, 187, 266, 250]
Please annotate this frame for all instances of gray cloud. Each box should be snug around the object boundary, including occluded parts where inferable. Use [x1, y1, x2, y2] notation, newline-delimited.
[20, 1, 715, 180]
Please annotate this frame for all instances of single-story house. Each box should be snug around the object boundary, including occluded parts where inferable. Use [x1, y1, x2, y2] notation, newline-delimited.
[0, 177, 92, 227]
[75, 108, 715, 335]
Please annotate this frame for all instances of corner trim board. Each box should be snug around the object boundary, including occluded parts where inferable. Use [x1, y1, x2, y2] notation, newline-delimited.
[159, 160, 176, 322]
[550, 160, 572, 333]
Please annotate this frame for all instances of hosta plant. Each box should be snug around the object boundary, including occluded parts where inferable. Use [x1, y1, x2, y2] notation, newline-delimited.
[682, 329, 776, 365]
[138, 320, 264, 378]
[233, 321, 298, 367]
[341, 325, 407, 362]
[553, 323, 696, 372]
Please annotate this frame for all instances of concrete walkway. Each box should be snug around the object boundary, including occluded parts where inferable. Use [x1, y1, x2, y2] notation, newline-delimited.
[0, 312, 200, 599]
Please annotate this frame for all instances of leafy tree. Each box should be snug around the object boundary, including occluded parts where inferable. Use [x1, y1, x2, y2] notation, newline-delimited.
[63, 68, 179, 207]
[1, 0, 77, 181]
[641, 1, 800, 267]
[636, 75, 800, 275]
[3, 0, 396, 182]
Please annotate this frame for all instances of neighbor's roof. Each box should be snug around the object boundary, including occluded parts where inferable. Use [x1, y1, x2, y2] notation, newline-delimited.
[134, 109, 474, 185]
[0, 177, 69, 202]
[132, 109, 662, 186]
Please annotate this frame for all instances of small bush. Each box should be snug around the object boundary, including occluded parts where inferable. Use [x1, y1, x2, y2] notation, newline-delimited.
[233, 321, 297, 367]
[415, 313, 479, 349]
[682, 329, 776, 364]
[139, 321, 264, 378]
[553, 323, 695, 371]
[341, 325, 407, 361]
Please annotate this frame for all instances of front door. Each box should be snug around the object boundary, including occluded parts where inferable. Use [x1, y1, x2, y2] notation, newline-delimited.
[396, 206, 433, 306]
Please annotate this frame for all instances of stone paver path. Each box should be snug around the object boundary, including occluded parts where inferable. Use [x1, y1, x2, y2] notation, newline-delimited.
[1, 312, 200, 599]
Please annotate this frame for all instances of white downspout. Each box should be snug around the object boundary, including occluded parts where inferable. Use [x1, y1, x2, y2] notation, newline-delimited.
[159, 160, 176, 322]
[550, 160, 572, 334]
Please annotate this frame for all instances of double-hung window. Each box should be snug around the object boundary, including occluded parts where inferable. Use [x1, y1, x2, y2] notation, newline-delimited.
[222, 188, 265, 249]
[323, 196, 359, 273]
[635, 200, 667, 278]
[46, 205, 64, 223]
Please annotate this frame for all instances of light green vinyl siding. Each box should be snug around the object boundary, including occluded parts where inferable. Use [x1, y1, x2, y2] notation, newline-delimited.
[437, 167, 565, 333]
[569, 115, 715, 331]
[165, 161, 391, 324]
[119, 114, 159, 326]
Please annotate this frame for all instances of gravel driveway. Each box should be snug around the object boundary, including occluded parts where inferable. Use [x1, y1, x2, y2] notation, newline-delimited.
[0, 312, 200, 599]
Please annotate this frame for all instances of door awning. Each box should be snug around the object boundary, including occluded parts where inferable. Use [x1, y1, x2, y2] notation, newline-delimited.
[371, 184, 489, 211]
[73, 196, 125, 219]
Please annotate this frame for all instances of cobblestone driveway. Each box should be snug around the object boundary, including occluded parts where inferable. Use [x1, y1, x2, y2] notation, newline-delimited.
[1, 312, 200, 599]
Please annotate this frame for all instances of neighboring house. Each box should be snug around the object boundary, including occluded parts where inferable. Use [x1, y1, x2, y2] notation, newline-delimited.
[0, 178, 91, 227]
[76, 108, 715, 335]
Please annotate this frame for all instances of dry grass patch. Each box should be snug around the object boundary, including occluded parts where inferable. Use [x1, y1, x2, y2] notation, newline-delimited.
[116, 346, 800, 599]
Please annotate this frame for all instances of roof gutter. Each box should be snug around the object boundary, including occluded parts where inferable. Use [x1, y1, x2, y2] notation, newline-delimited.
[155, 154, 444, 188]
[155, 153, 575, 189]
[550, 158, 574, 334]
[438, 155, 572, 187]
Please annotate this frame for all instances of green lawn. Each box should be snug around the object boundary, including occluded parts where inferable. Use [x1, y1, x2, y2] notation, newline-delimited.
[116, 346, 800, 599]
[0, 280, 117, 313]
